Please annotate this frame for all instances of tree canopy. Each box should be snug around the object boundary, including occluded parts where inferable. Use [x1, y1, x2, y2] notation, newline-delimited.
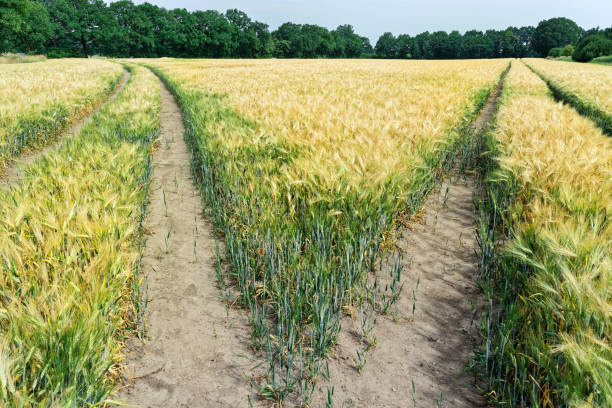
[0, 2, 606, 61]
[572, 28, 612, 62]
[532, 17, 583, 56]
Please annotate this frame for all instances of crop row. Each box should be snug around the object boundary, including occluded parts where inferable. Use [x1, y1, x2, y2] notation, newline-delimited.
[0, 64, 160, 406]
[524, 58, 612, 135]
[475, 61, 611, 407]
[0, 59, 123, 169]
[147, 58, 509, 404]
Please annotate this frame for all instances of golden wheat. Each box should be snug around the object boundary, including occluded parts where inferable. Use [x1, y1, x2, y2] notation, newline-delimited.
[525, 58, 612, 116]
[499, 63, 612, 194]
[0, 58, 123, 168]
[0, 64, 159, 406]
[149, 59, 507, 194]
[146, 58, 509, 404]
[487, 61, 611, 407]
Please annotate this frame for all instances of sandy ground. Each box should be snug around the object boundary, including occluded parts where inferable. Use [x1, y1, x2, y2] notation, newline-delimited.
[310, 178, 486, 408]
[470, 75, 505, 134]
[0, 69, 130, 189]
[116, 76, 257, 408]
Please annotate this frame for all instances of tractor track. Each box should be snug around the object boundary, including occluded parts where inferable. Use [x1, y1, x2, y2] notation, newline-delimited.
[116, 74, 256, 408]
[0, 67, 130, 190]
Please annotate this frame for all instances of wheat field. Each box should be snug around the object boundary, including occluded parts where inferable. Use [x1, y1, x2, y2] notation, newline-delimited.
[525, 58, 612, 115]
[0, 56, 610, 407]
[145, 58, 509, 404]
[0, 59, 123, 169]
[0, 64, 159, 406]
[477, 60, 611, 407]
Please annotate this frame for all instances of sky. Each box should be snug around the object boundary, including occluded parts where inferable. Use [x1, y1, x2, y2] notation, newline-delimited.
[132, 0, 612, 41]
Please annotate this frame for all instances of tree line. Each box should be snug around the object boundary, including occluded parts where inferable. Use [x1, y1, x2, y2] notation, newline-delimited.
[375, 20, 611, 61]
[0, 0, 610, 60]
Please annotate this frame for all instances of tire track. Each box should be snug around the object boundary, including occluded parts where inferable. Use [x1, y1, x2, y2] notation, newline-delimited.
[117, 75, 256, 408]
[0, 67, 130, 189]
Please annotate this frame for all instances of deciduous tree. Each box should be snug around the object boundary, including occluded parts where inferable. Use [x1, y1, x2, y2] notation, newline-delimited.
[532, 17, 582, 56]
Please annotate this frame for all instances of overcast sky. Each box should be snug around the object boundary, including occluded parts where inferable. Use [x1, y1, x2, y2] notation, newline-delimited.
[133, 0, 611, 41]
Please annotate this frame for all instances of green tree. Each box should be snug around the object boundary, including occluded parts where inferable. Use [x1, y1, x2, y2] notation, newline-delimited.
[532, 17, 583, 57]
[484, 29, 503, 57]
[572, 29, 612, 62]
[516, 26, 536, 57]
[396, 34, 412, 58]
[0, 0, 51, 53]
[272, 22, 337, 58]
[273, 38, 290, 57]
[3, 1, 598, 61]
[0, 0, 27, 51]
[169, 8, 204, 57]
[42, 0, 109, 57]
[375, 31, 397, 58]
[251, 21, 274, 57]
[500, 28, 518, 57]
[142, 4, 179, 57]
[461, 30, 486, 58]
[360, 36, 373, 55]
[107, 0, 156, 57]
[415, 32, 434, 59]
[195, 10, 236, 57]
[332, 25, 361, 58]
[430, 30, 449, 58]
[273, 22, 303, 57]
[561, 44, 574, 56]
[226, 9, 258, 58]
[302, 24, 334, 57]
[447, 30, 462, 58]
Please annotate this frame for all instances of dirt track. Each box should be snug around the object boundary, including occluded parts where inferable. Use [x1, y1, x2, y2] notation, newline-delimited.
[310, 178, 486, 407]
[117, 76, 256, 408]
[0, 68, 130, 189]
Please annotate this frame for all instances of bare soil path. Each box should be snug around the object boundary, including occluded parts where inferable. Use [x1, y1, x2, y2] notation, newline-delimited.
[311, 78, 506, 408]
[312, 179, 486, 407]
[470, 75, 505, 135]
[117, 76, 255, 408]
[0, 68, 130, 189]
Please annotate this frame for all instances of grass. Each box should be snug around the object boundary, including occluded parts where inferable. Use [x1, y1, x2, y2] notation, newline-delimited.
[0, 53, 46, 64]
[0, 59, 123, 169]
[474, 61, 611, 408]
[548, 56, 574, 62]
[545, 55, 612, 66]
[590, 55, 612, 65]
[0, 63, 160, 406]
[524, 58, 612, 135]
[144, 58, 509, 404]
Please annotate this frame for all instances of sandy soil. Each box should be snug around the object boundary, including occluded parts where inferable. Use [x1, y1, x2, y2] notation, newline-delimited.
[470, 74, 505, 134]
[116, 76, 257, 408]
[309, 78, 506, 408]
[309, 178, 486, 408]
[0, 68, 130, 189]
